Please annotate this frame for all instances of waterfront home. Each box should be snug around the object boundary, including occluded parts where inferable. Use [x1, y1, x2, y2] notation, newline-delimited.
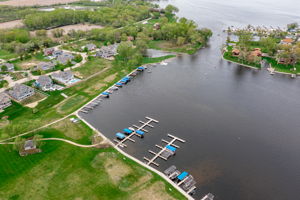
[57, 53, 75, 65]
[280, 38, 294, 45]
[0, 63, 15, 72]
[36, 62, 55, 71]
[51, 70, 74, 85]
[35, 75, 53, 91]
[19, 138, 41, 156]
[95, 44, 118, 59]
[8, 84, 35, 101]
[44, 48, 55, 56]
[232, 49, 240, 56]
[250, 48, 262, 57]
[0, 92, 12, 110]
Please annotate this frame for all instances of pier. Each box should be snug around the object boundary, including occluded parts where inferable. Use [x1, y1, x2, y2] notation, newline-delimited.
[144, 134, 186, 167]
[113, 116, 159, 148]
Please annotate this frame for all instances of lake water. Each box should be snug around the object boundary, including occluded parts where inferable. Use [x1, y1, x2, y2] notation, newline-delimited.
[80, 1, 300, 199]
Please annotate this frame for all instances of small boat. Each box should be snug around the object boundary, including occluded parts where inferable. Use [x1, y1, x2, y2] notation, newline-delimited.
[116, 132, 126, 140]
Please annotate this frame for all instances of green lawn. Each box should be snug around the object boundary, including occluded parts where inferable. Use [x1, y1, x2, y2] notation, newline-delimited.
[0, 49, 18, 60]
[58, 95, 88, 114]
[73, 57, 110, 78]
[263, 57, 300, 74]
[0, 124, 186, 200]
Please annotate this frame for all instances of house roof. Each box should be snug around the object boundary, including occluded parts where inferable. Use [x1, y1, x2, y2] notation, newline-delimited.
[8, 84, 34, 99]
[282, 38, 294, 43]
[37, 75, 52, 86]
[57, 53, 74, 64]
[0, 92, 10, 104]
[37, 62, 55, 71]
[51, 70, 73, 81]
[24, 140, 36, 150]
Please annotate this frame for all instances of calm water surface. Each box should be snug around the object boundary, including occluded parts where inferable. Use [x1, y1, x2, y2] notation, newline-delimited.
[80, 1, 300, 199]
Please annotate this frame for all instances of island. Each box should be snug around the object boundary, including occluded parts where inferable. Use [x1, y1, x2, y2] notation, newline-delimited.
[223, 23, 300, 75]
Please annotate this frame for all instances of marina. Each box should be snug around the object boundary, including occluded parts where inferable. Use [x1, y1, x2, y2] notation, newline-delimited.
[144, 134, 185, 167]
[113, 116, 159, 148]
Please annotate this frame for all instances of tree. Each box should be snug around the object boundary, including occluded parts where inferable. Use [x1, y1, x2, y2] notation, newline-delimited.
[287, 23, 298, 31]
[51, 29, 64, 38]
[176, 36, 185, 46]
[260, 37, 277, 55]
[36, 30, 47, 37]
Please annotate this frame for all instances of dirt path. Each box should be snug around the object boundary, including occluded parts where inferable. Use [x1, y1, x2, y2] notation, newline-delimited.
[0, 20, 24, 29]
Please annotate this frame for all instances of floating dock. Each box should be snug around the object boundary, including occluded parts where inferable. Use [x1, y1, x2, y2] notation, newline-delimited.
[201, 193, 215, 200]
[113, 116, 159, 148]
[144, 134, 185, 167]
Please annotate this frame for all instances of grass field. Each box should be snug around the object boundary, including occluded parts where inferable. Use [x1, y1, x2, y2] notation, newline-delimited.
[73, 57, 110, 78]
[0, 49, 18, 60]
[0, 121, 186, 200]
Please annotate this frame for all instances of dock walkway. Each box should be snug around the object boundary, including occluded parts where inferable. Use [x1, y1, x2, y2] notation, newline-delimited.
[144, 134, 185, 167]
[114, 116, 159, 148]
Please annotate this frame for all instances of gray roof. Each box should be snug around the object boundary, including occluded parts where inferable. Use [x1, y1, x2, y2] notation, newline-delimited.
[24, 140, 36, 150]
[51, 70, 74, 81]
[36, 75, 52, 86]
[86, 43, 97, 50]
[8, 84, 35, 100]
[0, 92, 11, 104]
[53, 50, 63, 56]
[96, 44, 118, 58]
[57, 53, 74, 65]
[0, 63, 14, 71]
[37, 62, 55, 71]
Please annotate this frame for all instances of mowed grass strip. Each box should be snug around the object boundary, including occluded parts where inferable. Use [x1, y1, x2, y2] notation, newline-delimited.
[0, 145, 186, 200]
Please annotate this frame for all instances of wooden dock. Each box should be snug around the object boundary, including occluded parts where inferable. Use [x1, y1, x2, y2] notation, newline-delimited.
[113, 116, 159, 148]
[144, 134, 186, 167]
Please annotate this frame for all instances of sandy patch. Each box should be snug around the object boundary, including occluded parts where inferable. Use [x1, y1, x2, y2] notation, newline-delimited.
[103, 73, 117, 82]
[20, 61, 39, 70]
[130, 181, 176, 200]
[0, 20, 24, 29]
[0, 0, 80, 6]
[31, 24, 104, 38]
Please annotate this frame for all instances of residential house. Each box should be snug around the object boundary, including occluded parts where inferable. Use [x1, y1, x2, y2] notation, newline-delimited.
[280, 38, 294, 45]
[19, 138, 42, 156]
[8, 83, 35, 101]
[232, 49, 240, 56]
[250, 48, 262, 57]
[0, 63, 15, 72]
[95, 44, 118, 59]
[44, 48, 55, 56]
[0, 92, 11, 110]
[35, 75, 53, 91]
[52, 50, 63, 57]
[51, 70, 74, 85]
[57, 53, 75, 65]
[37, 62, 55, 71]
[85, 43, 97, 51]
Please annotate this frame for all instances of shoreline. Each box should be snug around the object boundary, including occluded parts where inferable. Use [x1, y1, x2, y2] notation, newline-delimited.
[75, 55, 193, 200]
[222, 55, 261, 70]
[77, 114, 193, 200]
